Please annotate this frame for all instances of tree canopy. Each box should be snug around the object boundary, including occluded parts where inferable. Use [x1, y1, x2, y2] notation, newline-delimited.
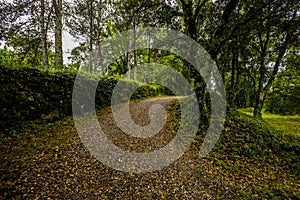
[0, 0, 299, 116]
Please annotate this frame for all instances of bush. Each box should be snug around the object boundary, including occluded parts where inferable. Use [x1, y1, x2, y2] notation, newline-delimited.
[0, 66, 164, 134]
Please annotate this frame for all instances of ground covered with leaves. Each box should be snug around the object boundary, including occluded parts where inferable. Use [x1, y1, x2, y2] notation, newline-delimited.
[1, 97, 299, 199]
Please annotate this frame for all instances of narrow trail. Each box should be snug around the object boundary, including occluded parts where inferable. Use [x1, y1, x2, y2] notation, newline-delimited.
[2, 97, 220, 199]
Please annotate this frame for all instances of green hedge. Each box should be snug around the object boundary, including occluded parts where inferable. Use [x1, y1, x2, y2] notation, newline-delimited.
[0, 66, 164, 133]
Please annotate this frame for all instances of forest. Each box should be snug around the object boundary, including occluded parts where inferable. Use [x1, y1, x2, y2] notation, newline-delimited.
[0, 0, 300, 199]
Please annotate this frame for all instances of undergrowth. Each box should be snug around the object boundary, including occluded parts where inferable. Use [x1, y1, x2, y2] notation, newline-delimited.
[203, 110, 300, 199]
[1, 102, 299, 199]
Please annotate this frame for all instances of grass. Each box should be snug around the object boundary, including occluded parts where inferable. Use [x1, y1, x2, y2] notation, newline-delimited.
[239, 107, 300, 135]
[201, 109, 300, 199]
[166, 103, 300, 199]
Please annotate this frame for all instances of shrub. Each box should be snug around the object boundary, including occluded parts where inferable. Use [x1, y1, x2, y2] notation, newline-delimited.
[0, 66, 164, 134]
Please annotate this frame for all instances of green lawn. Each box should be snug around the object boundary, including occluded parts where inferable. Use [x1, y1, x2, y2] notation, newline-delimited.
[239, 107, 300, 135]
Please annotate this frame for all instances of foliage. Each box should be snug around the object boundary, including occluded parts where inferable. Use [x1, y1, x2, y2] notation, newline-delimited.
[67, 43, 88, 70]
[0, 45, 56, 69]
[0, 66, 166, 134]
[1, 0, 300, 198]
[164, 102, 300, 198]
[0, 47, 21, 68]
[0, 0, 65, 69]
[1, 0, 300, 114]
[199, 110, 300, 199]
[264, 53, 300, 115]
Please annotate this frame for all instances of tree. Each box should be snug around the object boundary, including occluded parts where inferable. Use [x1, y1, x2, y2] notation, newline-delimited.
[0, 0, 60, 69]
[40, 0, 49, 69]
[66, 0, 110, 73]
[53, 0, 63, 68]
[265, 51, 300, 115]
[251, 2, 299, 117]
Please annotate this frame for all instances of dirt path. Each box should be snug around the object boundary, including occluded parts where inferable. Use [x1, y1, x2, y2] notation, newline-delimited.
[1, 97, 218, 199]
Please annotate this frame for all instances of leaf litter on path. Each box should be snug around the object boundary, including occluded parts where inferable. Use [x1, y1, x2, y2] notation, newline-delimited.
[1, 97, 227, 199]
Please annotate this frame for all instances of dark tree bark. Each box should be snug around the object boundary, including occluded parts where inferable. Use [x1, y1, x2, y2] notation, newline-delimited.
[253, 28, 269, 118]
[53, 0, 63, 69]
[89, 0, 93, 73]
[95, 0, 103, 74]
[40, 0, 49, 70]
[253, 9, 298, 118]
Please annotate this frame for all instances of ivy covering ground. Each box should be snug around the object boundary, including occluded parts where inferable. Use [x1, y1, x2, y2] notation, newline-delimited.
[202, 111, 300, 199]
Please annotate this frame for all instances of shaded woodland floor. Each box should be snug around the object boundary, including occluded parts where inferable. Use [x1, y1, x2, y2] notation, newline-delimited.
[1, 97, 299, 199]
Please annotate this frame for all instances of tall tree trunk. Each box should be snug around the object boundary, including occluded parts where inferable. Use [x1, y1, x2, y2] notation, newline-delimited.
[255, 35, 291, 117]
[40, 0, 49, 70]
[127, 21, 132, 79]
[229, 48, 236, 107]
[127, 25, 131, 79]
[181, 1, 210, 125]
[153, 49, 157, 83]
[253, 49, 267, 118]
[254, 74, 264, 118]
[95, 0, 102, 74]
[127, 52, 131, 79]
[53, 0, 63, 69]
[147, 30, 151, 82]
[253, 27, 270, 118]
[229, 41, 240, 107]
[254, 10, 297, 117]
[133, 17, 137, 80]
[89, 0, 93, 73]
